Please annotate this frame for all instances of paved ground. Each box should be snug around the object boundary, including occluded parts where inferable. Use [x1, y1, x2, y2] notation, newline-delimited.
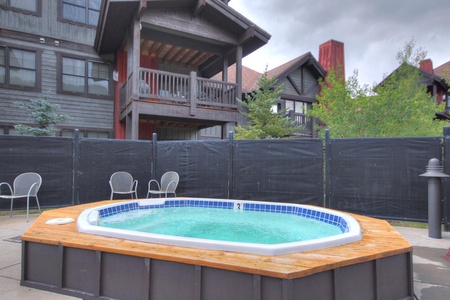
[395, 227, 450, 300]
[0, 214, 449, 299]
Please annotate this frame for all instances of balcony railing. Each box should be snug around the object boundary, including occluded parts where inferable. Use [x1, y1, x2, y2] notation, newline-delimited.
[288, 111, 315, 137]
[120, 68, 238, 111]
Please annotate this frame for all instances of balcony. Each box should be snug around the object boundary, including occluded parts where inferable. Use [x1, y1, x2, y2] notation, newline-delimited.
[288, 110, 316, 137]
[120, 68, 239, 114]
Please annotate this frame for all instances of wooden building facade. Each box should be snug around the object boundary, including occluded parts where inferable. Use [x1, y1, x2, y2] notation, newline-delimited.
[95, 0, 270, 140]
[0, 0, 114, 138]
[0, 0, 270, 140]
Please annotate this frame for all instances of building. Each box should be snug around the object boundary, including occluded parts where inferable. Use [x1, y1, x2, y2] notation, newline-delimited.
[0, 0, 270, 140]
[0, 0, 113, 138]
[217, 40, 344, 138]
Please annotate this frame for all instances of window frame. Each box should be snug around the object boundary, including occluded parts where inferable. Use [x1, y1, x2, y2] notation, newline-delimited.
[0, 0, 42, 16]
[0, 44, 41, 92]
[58, 0, 101, 28]
[57, 54, 112, 99]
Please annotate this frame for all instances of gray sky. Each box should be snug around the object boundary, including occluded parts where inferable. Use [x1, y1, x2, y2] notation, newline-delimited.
[229, 0, 450, 86]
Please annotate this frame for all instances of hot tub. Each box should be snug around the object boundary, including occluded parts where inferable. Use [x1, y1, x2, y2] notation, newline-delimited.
[21, 200, 414, 300]
[77, 198, 362, 255]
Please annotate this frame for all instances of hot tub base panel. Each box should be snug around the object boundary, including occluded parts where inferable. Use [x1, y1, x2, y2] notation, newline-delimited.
[21, 241, 413, 300]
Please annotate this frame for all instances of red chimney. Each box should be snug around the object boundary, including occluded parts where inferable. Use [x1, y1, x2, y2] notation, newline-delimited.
[419, 59, 434, 74]
[319, 40, 345, 79]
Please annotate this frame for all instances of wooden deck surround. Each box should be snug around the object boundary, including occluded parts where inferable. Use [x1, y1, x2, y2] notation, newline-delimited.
[22, 200, 412, 280]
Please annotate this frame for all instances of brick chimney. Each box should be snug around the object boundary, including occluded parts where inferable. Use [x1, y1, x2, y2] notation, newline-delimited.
[419, 59, 434, 74]
[319, 40, 345, 79]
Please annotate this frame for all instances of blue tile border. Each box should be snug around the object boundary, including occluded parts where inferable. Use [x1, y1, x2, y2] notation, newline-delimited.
[98, 199, 349, 233]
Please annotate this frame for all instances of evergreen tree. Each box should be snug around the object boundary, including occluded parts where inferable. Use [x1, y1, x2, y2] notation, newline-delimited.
[235, 72, 300, 139]
[14, 92, 70, 136]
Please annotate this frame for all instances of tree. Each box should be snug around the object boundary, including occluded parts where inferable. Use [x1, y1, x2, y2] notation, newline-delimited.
[234, 71, 300, 140]
[14, 92, 70, 136]
[308, 39, 449, 138]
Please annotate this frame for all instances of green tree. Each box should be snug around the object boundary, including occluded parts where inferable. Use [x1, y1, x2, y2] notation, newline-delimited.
[14, 92, 70, 136]
[235, 71, 300, 140]
[308, 39, 449, 138]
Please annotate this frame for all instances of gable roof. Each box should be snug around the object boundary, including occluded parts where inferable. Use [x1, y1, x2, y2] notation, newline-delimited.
[267, 52, 326, 81]
[214, 52, 327, 94]
[377, 62, 448, 92]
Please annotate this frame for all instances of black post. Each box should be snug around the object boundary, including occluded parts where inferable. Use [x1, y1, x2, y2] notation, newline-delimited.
[324, 129, 331, 208]
[151, 133, 157, 180]
[419, 158, 449, 239]
[73, 129, 80, 205]
[227, 131, 234, 199]
[443, 126, 450, 231]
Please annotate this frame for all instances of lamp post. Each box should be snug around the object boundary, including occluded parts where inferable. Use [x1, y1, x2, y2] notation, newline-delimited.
[419, 158, 449, 239]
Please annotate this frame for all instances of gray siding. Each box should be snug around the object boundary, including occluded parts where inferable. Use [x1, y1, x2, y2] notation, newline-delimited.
[304, 68, 319, 97]
[0, 1, 96, 46]
[280, 67, 319, 98]
[0, 0, 113, 134]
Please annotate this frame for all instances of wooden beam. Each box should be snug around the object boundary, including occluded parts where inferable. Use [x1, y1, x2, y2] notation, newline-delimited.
[141, 10, 238, 45]
[239, 25, 255, 44]
[287, 75, 303, 95]
[235, 45, 242, 97]
[193, 0, 206, 18]
[162, 45, 179, 63]
[141, 28, 224, 55]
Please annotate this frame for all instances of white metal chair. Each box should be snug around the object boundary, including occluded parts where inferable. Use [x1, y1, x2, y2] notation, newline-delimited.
[109, 172, 138, 200]
[147, 171, 179, 198]
[0, 172, 42, 222]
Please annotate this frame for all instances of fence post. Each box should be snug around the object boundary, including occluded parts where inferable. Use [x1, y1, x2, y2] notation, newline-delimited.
[73, 129, 80, 205]
[324, 129, 331, 208]
[443, 126, 450, 231]
[228, 131, 234, 199]
[151, 133, 157, 179]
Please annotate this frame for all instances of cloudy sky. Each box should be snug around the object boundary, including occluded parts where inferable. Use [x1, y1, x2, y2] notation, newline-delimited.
[229, 0, 450, 87]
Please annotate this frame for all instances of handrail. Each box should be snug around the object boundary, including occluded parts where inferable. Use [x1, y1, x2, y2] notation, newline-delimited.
[126, 68, 238, 109]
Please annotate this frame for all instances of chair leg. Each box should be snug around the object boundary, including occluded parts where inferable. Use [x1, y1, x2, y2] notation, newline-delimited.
[35, 195, 41, 214]
[9, 198, 13, 218]
[26, 195, 29, 222]
[110, 192, 113, 200]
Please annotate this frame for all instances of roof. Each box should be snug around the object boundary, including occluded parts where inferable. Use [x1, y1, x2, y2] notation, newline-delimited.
[267, 52, 326, 82]
[94, 0, 271, 76]
[435, 61, 450, 80]
[211, 64, 261, 93]
[378, 62, 448, 91]
[214, 52, 326, 94]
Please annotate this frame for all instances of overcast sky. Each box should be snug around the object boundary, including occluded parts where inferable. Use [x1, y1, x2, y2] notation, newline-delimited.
[229, 0, 450, 87]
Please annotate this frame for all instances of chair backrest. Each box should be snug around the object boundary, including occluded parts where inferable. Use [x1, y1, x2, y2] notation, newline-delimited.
[160, 171, 179, 193]
[13, 172, 42, 197]
[110, 172, 134, 192]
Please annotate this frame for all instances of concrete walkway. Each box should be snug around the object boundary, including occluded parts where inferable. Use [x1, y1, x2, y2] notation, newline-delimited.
[395, 227, 450, 300]
[0, 214, 449, 299]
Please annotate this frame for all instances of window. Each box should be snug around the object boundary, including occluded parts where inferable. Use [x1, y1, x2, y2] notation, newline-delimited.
[0, 46, 37, 88]
[61, 57, 109, 96]
[0, 0, 38, 13]
[285, 100, 307, 114]
[62, 0, 101, 26]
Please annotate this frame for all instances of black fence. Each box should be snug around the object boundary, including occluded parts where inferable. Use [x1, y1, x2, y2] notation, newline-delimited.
[1, 129, 449, 230]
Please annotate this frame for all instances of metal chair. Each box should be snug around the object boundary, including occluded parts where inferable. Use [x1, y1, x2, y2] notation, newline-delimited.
[147, 171, 179, 198]
[109, 171, 138, 200]
[0, 172, 42, 222]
